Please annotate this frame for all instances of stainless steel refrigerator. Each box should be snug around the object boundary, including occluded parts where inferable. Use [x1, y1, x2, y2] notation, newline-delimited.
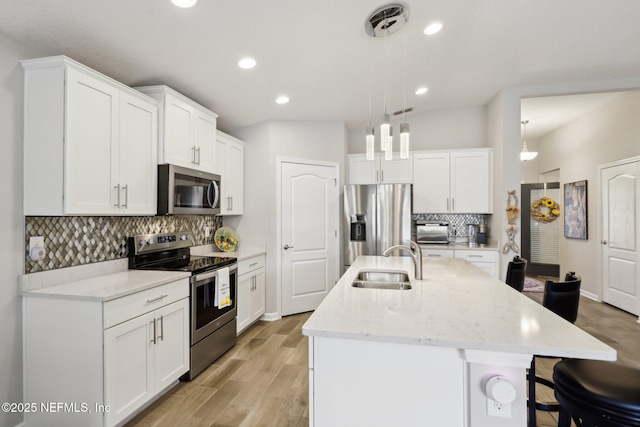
[344, 184, 412, 270]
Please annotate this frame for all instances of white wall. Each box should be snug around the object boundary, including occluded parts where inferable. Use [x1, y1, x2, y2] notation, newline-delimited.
[536, 91, 640, 295]
[0, 32, 46, 427]
[230, 120, 347, 317]
[348, 106, 486, 154]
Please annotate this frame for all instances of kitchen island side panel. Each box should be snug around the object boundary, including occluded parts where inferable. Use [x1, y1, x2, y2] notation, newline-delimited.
[312, 336, 466, 427]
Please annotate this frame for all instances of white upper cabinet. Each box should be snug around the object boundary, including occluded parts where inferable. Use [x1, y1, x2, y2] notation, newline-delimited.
[136, 85, 218, 174]
[22, 56, 158, 216]
[348, 153, 413, 184]
[216, 131, 244, 215]
[413, 149, 493, 214]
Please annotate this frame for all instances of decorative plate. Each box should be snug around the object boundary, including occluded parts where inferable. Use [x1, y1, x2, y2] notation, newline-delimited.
[214, 227, 240, 252]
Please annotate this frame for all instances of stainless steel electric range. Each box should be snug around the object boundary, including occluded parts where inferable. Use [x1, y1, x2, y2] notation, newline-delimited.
[129, 231, 238, 380]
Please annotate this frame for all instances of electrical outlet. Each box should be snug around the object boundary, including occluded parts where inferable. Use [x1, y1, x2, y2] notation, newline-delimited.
[487, 399, 511, 418]
[29, 236, 45, 250]
[205, 226, 211, 238]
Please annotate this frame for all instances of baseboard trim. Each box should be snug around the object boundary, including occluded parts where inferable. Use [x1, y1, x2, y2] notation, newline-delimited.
[260, 312, 281, 322]
[580, 290, 599, 301]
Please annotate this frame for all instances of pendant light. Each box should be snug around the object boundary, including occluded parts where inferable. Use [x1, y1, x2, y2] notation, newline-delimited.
[520, 120, 538, 161]
[399, 31, 410, 159]
[363, 3, 409, 161]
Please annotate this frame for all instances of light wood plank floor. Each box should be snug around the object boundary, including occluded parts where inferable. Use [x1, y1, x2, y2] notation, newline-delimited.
[127, 294, 639, 427]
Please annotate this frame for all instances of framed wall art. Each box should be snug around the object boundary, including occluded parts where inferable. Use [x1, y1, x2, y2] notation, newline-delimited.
[564, 180, 588, 239]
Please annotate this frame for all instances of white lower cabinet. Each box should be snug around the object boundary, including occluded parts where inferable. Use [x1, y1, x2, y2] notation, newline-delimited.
[237, 255, 266, 334]
[454, 249, 498, 278]
[421, 247, 498, 278]
[23, 278, 189, 427]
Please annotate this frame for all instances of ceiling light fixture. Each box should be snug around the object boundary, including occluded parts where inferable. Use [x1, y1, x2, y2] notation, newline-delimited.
[171, 0, 197, 8]
[364, 3, 410, 161]
[520, 120, 538, 161]
[424, 22, 443, 35]
[415, 86, 428, 95]
[276, 96, 289, 105]
[238, 57, 256, 69]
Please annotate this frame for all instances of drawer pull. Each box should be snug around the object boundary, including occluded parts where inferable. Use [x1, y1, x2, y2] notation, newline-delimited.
[428, 254, 442, 257]
[468, 255, 483, 258]
[249, 262, 258, 267]
[146, 294, 168, 304]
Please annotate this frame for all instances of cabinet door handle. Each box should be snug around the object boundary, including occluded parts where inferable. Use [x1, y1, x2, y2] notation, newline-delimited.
[468, 255, 482, 258]
[230, 196, 233, 211]
[146, 294, 168, 304]
[452, 198, 455, 211]
[192, 146, 196, 164]
[446, 198, 450, 211]
[158, 315, 164, 341]
[381, 170, 384, 182]
[249, 262, 258, 267]
[122, 185, 128, 208]
[150, 319, 156, 345]
[196, 147, 201, 165]
[114, 184, 121, 207]
[427, 254, 442, 257]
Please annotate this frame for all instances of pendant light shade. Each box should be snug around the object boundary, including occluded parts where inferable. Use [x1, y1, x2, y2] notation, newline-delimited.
[384, 127, 393, 160]
[520, 120, 538, 161]
[400, 122, 410, 159]
[381, 113, 391, 152]
[366, 126, 375, 160]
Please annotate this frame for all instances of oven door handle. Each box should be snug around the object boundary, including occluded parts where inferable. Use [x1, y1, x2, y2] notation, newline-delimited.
[192, 264, 237, 282]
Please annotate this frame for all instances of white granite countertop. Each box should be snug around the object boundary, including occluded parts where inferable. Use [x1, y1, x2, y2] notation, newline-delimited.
[419, 240, 499, 251]
[191, 243, 266, 261]
[302, 256, 616, 360]
[21, 268, 190, 302]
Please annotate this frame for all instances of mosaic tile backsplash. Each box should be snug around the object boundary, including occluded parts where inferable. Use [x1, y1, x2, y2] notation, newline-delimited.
[25, 215, 222, 274]
[412, 213, 489, 239]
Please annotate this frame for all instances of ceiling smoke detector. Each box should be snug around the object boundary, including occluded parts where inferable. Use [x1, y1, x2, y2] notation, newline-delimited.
[365, 3, 409, 37]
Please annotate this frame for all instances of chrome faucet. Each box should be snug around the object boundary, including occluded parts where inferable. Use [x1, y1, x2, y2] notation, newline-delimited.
[382, 240, 423, 280]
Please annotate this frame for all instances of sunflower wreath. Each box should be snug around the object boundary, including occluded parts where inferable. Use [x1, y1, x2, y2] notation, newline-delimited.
[530, 197, 560, 223]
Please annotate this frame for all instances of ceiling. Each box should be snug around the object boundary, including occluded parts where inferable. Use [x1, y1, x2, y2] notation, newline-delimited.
[1, 0, 640, 134]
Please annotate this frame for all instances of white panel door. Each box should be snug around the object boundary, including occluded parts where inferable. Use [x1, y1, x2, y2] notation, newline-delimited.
[413, 152, 450, 213]
[65, 67, 119, 214]
[154, 298, 190, 390]
[601, 162, 640, 316]
[281, 161, 338, 316]
[451, 151, 492, 213]
[104, 311, 154, 427]
[164, 93, 193, 168]
[194, 110, 217, 173]
[119, 92, 157, 214]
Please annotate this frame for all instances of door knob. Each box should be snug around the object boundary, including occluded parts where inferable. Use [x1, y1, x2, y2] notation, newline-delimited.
[601, 240, 607, 245]
[283, 244, 294, 250]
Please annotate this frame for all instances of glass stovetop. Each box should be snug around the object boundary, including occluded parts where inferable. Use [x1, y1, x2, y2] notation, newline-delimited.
[132, 253, 236, 275]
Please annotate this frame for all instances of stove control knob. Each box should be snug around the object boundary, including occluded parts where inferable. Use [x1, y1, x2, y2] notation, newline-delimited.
[180, 234, 190, 241]
[139, 239, 147, 247]
[147, 238, 154, 245]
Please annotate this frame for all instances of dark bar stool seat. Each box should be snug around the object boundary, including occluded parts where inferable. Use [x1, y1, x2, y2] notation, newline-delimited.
[505, 256, 527, 292]
[553, 359, 640, 427]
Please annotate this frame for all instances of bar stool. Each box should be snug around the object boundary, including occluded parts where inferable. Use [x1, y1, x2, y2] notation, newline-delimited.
[505, 256, 527, 292]
[528, 272, 581, 426]
[554, 359, 640, 426]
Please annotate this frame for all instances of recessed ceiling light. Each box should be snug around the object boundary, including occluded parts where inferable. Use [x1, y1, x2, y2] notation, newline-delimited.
[276, 96, 290, 105]
[238, 57, 256, 69]
[424, 22, 443, 35]
[415, 87, 428, 95]
[171, 0, 197, 8]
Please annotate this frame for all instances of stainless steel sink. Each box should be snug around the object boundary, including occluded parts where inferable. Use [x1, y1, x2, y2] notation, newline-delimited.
[351, 270, 411, 290]
[351, 280, 412, 290]
[356, 270, 410, 282]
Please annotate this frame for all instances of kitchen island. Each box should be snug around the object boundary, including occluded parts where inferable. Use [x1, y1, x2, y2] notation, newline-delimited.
[302, 256, 615, 427]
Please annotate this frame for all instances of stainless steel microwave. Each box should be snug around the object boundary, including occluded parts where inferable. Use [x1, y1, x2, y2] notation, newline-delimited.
[158, 164, 221, 215]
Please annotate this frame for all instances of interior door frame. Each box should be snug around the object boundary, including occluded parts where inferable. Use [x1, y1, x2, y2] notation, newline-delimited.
[276, 157, 341, 318]
[521, 182, 561, 277]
